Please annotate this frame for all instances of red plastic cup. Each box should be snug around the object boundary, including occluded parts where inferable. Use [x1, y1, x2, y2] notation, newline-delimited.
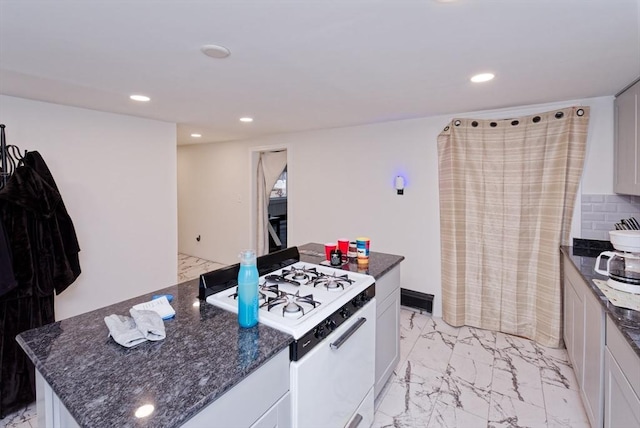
[324, 243, 337, 261]
[337, 239, 349, 261]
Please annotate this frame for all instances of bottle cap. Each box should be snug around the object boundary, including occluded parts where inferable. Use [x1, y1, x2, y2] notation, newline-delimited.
[239, 249, 257, 265]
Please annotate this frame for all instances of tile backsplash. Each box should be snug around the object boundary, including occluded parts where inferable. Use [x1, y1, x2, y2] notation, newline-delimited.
[581, 194, 640, 240]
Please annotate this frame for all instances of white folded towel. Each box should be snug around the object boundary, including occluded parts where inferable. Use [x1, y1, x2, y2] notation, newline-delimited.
[130, 308, 166, 341]
[104, 307, 167, 348]
[104, 314, 147, 348]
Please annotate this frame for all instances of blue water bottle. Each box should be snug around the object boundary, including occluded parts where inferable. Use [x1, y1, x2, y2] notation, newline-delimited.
[237, 249, 259, 328]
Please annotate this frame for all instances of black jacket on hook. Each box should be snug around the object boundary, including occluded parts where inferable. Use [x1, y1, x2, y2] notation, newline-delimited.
[0, 151, 81, 416]
[0, 218, 17, 295]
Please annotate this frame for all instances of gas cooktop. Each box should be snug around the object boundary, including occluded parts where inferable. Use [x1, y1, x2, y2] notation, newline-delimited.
[205, 261, 375, 339]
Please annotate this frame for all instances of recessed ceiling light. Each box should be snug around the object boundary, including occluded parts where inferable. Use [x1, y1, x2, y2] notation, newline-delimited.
[190, 133, 202, 138]
[130, 94, 150, 102]
[239, 117, 253, 123]
[470, 73, 495, 83]
[201, 44, 231, 59]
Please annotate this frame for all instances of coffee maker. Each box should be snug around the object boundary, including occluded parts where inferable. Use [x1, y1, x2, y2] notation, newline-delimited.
[595, 230, 640, 294]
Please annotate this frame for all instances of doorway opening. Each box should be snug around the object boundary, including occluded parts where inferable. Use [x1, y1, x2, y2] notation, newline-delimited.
[252, 147, 289, 256]
[268, 167, 287, 252]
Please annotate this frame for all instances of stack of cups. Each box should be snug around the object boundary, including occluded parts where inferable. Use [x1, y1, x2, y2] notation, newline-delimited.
[356, 237, 370, 266]
[337, 239, 349, 262]
[347, 241, 358, 262]
[326, 237, 371, 268]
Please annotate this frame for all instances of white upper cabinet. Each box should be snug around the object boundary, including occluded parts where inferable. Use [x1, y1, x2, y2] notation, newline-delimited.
[614, 78, 640, 196]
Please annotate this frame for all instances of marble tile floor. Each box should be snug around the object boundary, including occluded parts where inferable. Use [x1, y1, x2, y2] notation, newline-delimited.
[178, 252, 227, 283]
[373, 309, 590, 428]
[1, 254, 226, 428]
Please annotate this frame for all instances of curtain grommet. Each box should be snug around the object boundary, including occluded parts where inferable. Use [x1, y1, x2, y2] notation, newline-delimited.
[555, 111, 564, 119]
[532, 116, 541, 123]
[576, 108, 585, 117]
[454, 120, 461, 126]
[490, 122, 497, 127]
[511, 120, 519, 126]
[471, 121, 478, 127]
[444, 126, 449, 131]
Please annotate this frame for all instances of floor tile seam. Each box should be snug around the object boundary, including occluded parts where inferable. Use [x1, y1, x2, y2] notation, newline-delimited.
[400, 336, 446, 427]
[486, 390, 548, 428]
[429, 395, 490, 427]
[180, 260, 213, 270]
[539, 377, 590, 425]
[178, 255, 222, 267]
[419, 316, 463, 340]
[403, 312, 433, 339]
[486, 348, 549, 427]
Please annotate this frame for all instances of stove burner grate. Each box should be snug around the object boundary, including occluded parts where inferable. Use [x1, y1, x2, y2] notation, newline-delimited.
[262, 290, 321, 318]
[280, 266, 320, 284]
[312, 273, 355, 291]
[231, 282, 283, 302]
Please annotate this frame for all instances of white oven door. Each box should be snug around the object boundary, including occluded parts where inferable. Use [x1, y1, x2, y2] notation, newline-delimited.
[291, 299, 376, 428]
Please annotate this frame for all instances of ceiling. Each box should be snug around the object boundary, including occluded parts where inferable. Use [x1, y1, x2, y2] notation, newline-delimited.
[1, 0, 638, 146]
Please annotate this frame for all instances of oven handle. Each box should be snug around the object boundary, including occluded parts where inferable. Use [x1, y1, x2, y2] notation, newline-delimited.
[346, 413, 363, 428]
[330, 317, 367, 350]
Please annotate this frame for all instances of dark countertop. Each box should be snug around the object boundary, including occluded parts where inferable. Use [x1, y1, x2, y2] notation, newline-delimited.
[297, 243, 405, 279]
[561, 246, 640, 357]
[16, 278, 293, 428]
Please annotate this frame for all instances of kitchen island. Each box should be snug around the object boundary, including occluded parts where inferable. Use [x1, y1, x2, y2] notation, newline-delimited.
[16, 278, 293, 428]
[17, 244, 404, 428]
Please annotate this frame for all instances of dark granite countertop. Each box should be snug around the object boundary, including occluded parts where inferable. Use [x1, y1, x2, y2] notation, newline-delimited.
[16, 278, 293, 428]
[297, 243, 404, 279]
[561, 246, 640, 357]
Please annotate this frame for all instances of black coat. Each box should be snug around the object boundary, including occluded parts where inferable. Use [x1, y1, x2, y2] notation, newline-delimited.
[0, 151, 80, 416]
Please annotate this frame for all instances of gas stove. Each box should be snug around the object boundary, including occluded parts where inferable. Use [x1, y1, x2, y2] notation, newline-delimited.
[205, 261, 375, 359]
[199, 247, 377, 427]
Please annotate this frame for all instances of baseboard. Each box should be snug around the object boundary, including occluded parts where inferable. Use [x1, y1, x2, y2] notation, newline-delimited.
[400, 288, 434, 313]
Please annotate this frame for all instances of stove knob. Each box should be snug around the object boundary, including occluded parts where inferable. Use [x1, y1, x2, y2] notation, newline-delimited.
[325, 319, 337, 331]
[314, 325, 325, 339]
[340, 307, 351, 318]
[353, 296, 364, 308]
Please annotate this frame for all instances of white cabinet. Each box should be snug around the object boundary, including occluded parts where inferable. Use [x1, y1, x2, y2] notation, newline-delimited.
[251, 392, 291, 428]
[562, 254, 605, 428]
[374, 265, 401, 400]
[183, 348, 290, 428]
[614, 78, 640, 196]
[604, 315, 640, 428]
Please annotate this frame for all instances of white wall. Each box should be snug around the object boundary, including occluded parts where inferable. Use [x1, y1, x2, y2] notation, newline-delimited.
[177, 96, 614, 317]
[0, 95, 177, 319]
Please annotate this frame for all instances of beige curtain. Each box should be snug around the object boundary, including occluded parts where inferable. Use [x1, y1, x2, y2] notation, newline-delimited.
[256, 150, 287, 256]
[437, 106, 589, 347]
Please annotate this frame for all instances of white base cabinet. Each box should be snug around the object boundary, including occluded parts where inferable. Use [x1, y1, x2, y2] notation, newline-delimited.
[604, 315, 640, 428]
[374, 265, 401, 400]
[562, 253, 605, 428]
